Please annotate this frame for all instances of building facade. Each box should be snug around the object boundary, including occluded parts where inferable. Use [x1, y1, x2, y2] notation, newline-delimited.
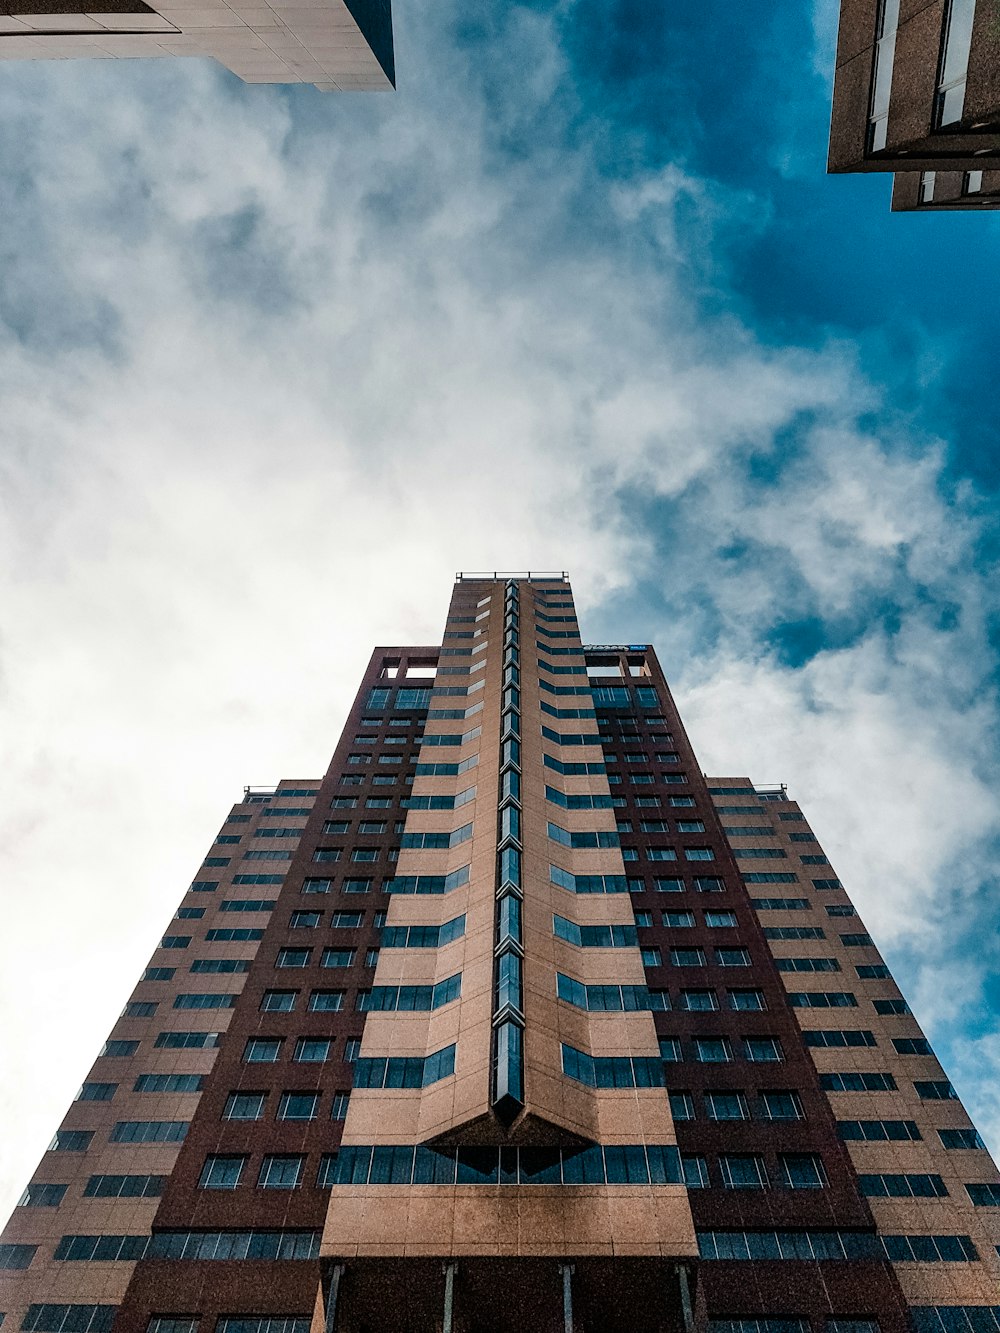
[0, 0, 392, 91]
[828, 0, 999, 209]
[2, 571, 1000, 1333]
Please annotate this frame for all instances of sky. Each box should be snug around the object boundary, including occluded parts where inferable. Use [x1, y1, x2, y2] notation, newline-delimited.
[1, 0, 1000, 1224]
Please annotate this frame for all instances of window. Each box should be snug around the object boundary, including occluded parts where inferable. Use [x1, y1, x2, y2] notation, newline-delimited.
[331, 1092, 350, 1120]
[173, 993, 237, 1010]
[199, 1155, 246, 1189]
[244, 1038, 282, 1063]
[763, 926, 825, 940]
[143, 967, 176, 981]
[20, 1307, 118, 1332]
[342, 878, 372, 895]
[0, 1242, 37, 1268]
[729, 989, 766, 1011]
[966, 1183, 1000, 1206]
[258, 1155, 305, 1189]
[190, 959, 250, 974]
[717, 948, 751, 967]
[261, 990, 297, 1012]
[290, 911, 321, 929]
[873, 998, 910, 1015]
[677, 820, 704, 832]
[804, 1029, 876, 1048]
[278, 1092, 320, 1121]
[760, 1090, 803, 1121]
[681, 989, 718, 1011]
[706, 1091, 749, 1121]
[663, 910, 695, 928]
[155, 1030, 220, 1049]
[840, 933, 873, 947]
[720, 1154, 768, 1189]
[294, 1038, 332, 1062]
[110, 1120, 188, 1144]
[83, 1173, 165, 1198]
[634, 910, 653, 927]
[787, 992, 857, 1008]
[776, 957, 840, 973]
[705, 911, 737, 927]
[660, 1037, 683, 1062]
[76, 1082, 117, 1102]
[175, 906, 204, 920]
[322, 948, 356, 968]
[686, 848, 714, 861]
[224, 1092, 266, 1120]
[18, 1182, 67, 1207]
[670, 796, 695, 807]
[826, 904, 856, 917]
[344, 1038, 362, 1062]
[745, 1037, 782, 1063]
[820, 1072, 896, 1092]
[939, 1128, 985, 1150]
[275, 948, 311, 969]
[49, 1129, 94, 1152]
[683, 1155, 710, 1188]
[914, 1080, 957, 1100]
[642, 947, 663, 967]
[640, 820, 668, 832]
[656, 878, 685, 893]
[880, 1235, 977, 1263]
[859, 1174, 948, 1199]
[838, 1120, 921, 1142]
[123, 1001, 158, 1018]
[308, 990, 345, 1012]
[893, 1037, 933, 1056]
[695, 1038, 733, 1063]
[856, 964, 891, 979]
[780, 1154, 827, 1189]
[671, 948, 705, 967]
[693, 877, 724, 893]
[331, 911, 363, 928]
[133, 1074, 204, 1093]
[669, 1091, 695, 1121]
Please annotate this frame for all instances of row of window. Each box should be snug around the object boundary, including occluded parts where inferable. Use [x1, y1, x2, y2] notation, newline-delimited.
[330, 1142, 682, 1186]
[223, 1089, 349, 1120]
[51, 1230, 319, 1262]
[658, 1035, 784, 1063]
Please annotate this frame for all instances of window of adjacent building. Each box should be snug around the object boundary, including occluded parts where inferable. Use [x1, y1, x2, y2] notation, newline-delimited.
[199, 1155, 246, 1189]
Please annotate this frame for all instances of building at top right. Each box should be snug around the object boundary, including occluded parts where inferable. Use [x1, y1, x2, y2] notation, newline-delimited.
[828, 0, 1000, 210]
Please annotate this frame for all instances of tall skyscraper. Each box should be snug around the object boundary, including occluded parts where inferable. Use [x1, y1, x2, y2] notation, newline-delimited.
[3, 570, 1000, 1333]
[828, 0, 999, 210]
[0, 0, 392, 91]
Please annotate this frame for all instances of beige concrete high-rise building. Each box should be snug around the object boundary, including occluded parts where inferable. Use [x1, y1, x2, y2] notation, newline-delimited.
[2, 571, 1000, 1332]
[0, 0, 392, 90]
[828, 0, 999, 210]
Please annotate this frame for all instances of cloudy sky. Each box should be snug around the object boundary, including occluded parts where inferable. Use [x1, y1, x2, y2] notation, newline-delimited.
[2, 0, 1000, 1222]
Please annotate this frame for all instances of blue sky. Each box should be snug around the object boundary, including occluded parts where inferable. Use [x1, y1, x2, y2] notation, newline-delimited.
[1, 0, 999, 1219]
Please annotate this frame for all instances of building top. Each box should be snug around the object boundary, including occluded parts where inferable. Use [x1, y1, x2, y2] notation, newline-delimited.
[0, 0, 394, 90]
